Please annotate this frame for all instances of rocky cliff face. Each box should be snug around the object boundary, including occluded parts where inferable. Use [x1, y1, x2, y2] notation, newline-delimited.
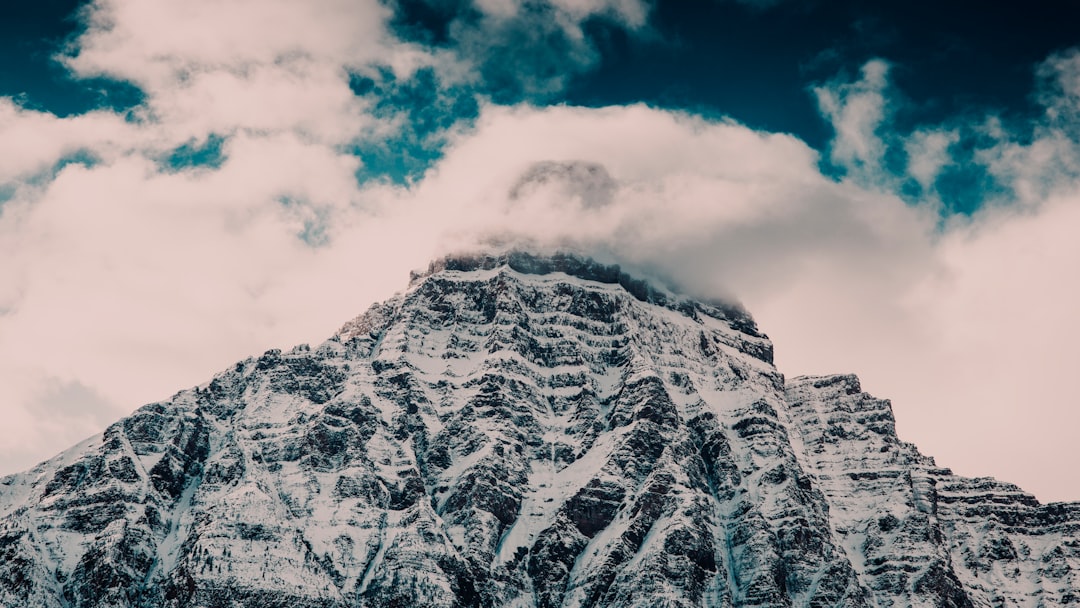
[786, 375, 1080, 607]
[1, 252, 1077, 608]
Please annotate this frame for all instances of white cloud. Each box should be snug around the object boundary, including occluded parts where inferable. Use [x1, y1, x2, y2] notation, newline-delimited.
[3, 0, 1080, 507]
[0, 0, 667, 476]
[62, 0, 438, 153]
[4, 94, 1080, 503]
[66, 0, 412, 85]
[814, 59, 891, 181]
[904, 128, 958, 191]
[976, 125, 1080, 208]
[0, 100, 140, 183]
[1038, 49, 1080, 129]
[3, 102, 935, 481]
[798, 54, 1080, 501]
[902, 193, 1080, 497]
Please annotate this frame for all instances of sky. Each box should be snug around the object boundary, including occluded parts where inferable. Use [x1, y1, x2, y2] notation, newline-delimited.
[2, 0, 1080, 502]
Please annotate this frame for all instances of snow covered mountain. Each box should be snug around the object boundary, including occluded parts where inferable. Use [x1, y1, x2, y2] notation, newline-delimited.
[1, 251, 1077, 608]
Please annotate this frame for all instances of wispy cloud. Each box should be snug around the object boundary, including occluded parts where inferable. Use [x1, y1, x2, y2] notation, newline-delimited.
[904, 128, 958, 191]
[813, 59, 892, 183]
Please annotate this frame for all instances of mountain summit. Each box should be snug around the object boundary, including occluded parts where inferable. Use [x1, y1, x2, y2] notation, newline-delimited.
[2, 252, 1077, 607]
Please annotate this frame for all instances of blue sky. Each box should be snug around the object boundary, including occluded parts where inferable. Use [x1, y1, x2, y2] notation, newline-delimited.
[2, 0, 1080, 501]
[7, 0, 1080, 196]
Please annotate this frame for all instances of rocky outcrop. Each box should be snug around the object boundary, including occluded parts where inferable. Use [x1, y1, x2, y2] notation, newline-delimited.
[787, 374, 1080, 607]
[1, 252, 1077, 607]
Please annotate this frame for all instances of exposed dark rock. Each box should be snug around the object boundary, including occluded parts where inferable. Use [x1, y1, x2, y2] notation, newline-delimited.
[2, 253, 1078, 608]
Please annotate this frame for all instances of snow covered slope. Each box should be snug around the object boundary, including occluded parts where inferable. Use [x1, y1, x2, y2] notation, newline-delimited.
[1, 252, 1077, 607]
[786, 375, 1080, 607]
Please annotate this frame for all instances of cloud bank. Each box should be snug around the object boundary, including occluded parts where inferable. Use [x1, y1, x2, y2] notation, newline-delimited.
[2, 0, 1080, 502]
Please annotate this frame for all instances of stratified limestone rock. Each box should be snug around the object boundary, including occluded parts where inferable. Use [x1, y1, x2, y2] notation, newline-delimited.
[787, 374, 1080, 607]
[1, 252, 1077, 607]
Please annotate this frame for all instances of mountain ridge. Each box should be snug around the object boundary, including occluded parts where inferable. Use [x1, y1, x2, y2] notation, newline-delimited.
[1, 251, 1077, 607]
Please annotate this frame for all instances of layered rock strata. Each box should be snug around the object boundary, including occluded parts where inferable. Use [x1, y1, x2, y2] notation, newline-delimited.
[1, 252, 1077, 607]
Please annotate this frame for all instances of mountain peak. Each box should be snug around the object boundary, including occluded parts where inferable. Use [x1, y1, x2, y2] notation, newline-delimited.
[2, 253, 1078, 607]
[413, 249, 760, 331]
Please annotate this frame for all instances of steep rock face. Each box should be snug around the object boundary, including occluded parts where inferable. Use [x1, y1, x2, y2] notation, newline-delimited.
[787, 375, 1080, 607]
[0, 252, 1077, 607]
